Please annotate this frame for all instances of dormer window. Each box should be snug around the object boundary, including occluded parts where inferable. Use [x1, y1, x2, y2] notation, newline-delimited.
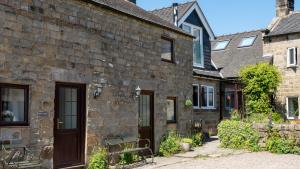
[214, 40, 230, 51]
[238, 36, 256, 48]
[287, 47, 298, 67]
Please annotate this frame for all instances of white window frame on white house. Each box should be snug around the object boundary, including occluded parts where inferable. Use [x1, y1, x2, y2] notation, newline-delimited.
[287, 47, 298, 67]
[193, 84, 200, 109]
[286, 97, 299, 120]
[201, 85, 215, 109]
[182, 22, 204, 68]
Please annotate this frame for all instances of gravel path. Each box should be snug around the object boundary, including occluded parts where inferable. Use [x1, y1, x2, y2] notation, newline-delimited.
[136, 137, 300, 169]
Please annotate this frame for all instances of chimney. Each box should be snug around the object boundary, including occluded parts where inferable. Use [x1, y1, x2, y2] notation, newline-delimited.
[276, 0, 294, 17]
[125, 0, 136, 4]
[173, 3, 179, 27]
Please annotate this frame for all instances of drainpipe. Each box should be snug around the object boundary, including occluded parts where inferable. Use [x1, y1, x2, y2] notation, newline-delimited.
[173, 3, 179, 27]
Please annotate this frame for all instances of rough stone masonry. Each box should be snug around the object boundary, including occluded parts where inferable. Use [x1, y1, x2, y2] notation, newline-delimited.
[0, 0, 193, 168]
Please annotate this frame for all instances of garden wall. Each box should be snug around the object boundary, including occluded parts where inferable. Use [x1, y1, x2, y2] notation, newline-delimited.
[253, 124, 300, 145]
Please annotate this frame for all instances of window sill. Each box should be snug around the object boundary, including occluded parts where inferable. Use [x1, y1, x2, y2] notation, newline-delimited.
[167, 121, 177, 124]
[193, 65, 204, 69]
[0, 122, 29, 127]
[162, 59, 175, 64]
[287, 65, 298, 68]
[201, 107, 216, 110]
[193, 107, 200, 110]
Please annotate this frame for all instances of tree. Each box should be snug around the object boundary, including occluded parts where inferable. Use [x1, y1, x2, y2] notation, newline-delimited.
[240, 62, 281, 115]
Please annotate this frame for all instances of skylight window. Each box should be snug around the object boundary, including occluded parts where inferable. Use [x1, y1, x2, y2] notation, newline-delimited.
[214, 40, 230, 50]
[239, 36, 256, 47]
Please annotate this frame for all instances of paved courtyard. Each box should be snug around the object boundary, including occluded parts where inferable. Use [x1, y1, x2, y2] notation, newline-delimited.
[136, 137, 300, 169]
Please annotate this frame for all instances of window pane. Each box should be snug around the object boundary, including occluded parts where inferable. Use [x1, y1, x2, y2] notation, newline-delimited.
[208, 88, 214, 107]
[193, 86, 199, 107]
[167, 99, 175, 122]
[288, 97, 299, 118]
[1, 88, 25, 122]
[161, 38, 173, 61]
[193, 29, 203, 66]
[182, 24, 191, 33]
[201, 86, 207, 107]
[214, 41, 229, 50]
[289, 48, 295, 65]
[239, 36, 256, 47]
[139, 95, 151, 127]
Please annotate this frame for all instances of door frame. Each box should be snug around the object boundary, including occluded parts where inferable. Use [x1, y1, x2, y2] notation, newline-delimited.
[54, 82, 86, 168]
[139, 90, 155, 151]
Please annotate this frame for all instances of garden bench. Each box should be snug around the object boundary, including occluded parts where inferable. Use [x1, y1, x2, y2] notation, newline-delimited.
[104, 136, 154, 166]
[0, 144, 43, 169]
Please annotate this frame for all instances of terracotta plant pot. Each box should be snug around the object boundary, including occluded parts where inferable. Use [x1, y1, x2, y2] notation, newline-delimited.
[180, 142, 191, 152]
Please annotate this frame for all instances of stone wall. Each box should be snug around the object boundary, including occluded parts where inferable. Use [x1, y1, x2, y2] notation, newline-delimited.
[0, 0, 193, 168]
[193, 77, 220, 135]
[253, 124, 300, 145]
[263, 33, 300, 117]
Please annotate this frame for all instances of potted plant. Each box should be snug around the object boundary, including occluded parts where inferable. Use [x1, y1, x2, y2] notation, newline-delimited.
[2, 111, 14, 122]
[180, 138, 193, 152]
[185, 99, 193, 108]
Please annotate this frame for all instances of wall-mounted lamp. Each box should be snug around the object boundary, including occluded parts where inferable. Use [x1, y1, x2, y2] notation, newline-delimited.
[94, 78, 107, 98]
[135, 86, 141, 98]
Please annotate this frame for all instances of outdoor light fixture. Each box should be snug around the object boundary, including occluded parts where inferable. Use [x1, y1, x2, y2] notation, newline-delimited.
[135, 86, 141, 97]
[93, 78, 107, 98]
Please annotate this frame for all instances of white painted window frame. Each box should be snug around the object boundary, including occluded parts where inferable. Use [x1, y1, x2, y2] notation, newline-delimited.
[182, 22, 204, 68]
[287, 47, 298, 67]
[286, 96, 299, 120]
[193, 84, 200, 109]
[201, 85, 215, 109]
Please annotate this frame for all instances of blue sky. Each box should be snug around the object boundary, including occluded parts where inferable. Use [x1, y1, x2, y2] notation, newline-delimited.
[138, 0, 300, 36]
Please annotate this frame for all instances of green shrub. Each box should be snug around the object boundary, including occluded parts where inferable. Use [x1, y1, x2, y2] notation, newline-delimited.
[192, 132, 204, 147]
[218, 120, 260, 151]
[266, 130, 300, 154]
[88, 148, 108, 169]
[245, 113, 269, 123]
[159, 131, 181, 157]
[240, 63, 281, 115]
[181, 138, 193, 144]
[230, 110, 241, 121]
[119, 152, 141, 165]
[272, 112, 285, 124]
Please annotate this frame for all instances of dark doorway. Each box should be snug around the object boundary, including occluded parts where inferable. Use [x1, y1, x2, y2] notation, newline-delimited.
[54, 83, 86, 168]
[138, 91, 154, 152]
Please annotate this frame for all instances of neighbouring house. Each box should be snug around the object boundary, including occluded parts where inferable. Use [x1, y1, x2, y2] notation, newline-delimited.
[212, 30, 270, 118]
[264, 0, 300, 120]
[0, 0, 194, 168]
[151, 1, 222, 134]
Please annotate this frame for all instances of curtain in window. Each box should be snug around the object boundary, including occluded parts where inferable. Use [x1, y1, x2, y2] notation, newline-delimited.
[1, 88, 25, 122]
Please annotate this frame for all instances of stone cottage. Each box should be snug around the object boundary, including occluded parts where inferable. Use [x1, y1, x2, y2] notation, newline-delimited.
[264, 0, 300, 120]
[0, 0, 194, 168]
[151, 1, 222, 134]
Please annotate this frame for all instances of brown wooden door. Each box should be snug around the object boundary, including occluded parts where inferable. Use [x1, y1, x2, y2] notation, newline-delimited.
[54, 83, 86, 169]
[138, 91, 154, 152]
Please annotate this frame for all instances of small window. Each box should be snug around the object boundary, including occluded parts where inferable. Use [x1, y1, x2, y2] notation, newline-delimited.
[182, 24, 192, 33]
[161, 37, 174, 62]
[201, 86, 214, 109]
[193, 85, 200, 108]
[238, 36, 256, 47]
[166, 97, 176, 123]
[286, 97, 299, 120]
[0, 84, 29, 126]
[287, 47, 298, 67]
[214, 40, 230, 50]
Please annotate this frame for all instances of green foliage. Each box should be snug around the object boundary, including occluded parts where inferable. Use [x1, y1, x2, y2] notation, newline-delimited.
[245, 112, 285, 124]
[230, 110, 241, 121]
[88, 148, 108, 169]
[119, 143, 141, 165]
[191, 132, 204, 147]
[181, 138, 193, 144]
[240, 63, 281, 115]
[185, 99, 193, 107]
[265, 130, 299, 154]
[159, 131, 181, 157]
[272, 112, 285, 124]
[218, 120, 260, 151]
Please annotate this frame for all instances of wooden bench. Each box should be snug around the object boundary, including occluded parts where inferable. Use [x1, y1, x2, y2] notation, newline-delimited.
[0, 145, 42, 169]
[104, 136, 154, 166]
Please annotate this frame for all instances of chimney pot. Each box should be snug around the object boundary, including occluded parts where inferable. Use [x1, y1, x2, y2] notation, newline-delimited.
[276, 0, 294, 17]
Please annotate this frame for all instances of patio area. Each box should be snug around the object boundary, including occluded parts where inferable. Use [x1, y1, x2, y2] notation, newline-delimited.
[136, 136, 300, 169]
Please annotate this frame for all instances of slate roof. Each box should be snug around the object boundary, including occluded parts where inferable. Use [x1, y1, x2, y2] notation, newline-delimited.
[86, 0, 191, 36]
[149, 1, 195, 24]
[212, 30, 271, 79]
[193, 69, 221, 79]
[266, 12, 300, 37]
